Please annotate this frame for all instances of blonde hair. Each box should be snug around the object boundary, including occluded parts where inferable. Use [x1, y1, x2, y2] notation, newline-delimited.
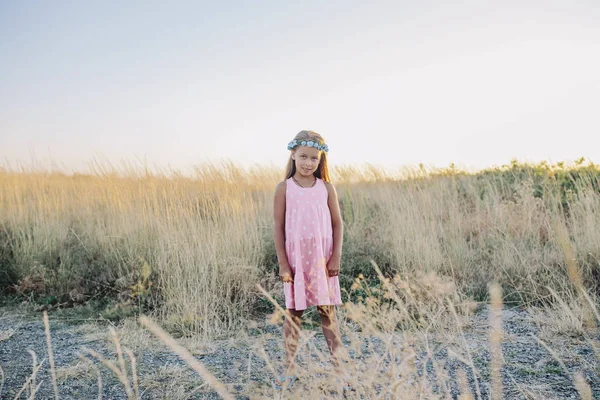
[284, 130, 331, 182]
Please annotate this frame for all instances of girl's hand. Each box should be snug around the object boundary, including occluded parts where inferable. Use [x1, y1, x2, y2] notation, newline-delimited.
[326, 255, 341, 277]
[279, 264, 294, 283]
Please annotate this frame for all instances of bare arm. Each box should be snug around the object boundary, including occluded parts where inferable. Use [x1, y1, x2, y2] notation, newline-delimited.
[273, 181, 293, 282]
[325, 182, 344, 275]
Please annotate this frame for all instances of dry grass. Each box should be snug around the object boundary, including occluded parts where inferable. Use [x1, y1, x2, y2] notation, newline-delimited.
[138, 363, 204, 399]
[0, 328, 16, 342]
[2, 160, 599, 339]
[54, 361, 95, 383]
[533, 292, 590, 338]
[1, 265, 598, 399]
[0, 159, 599, 398]
[0, 312, 20, 343]
[138, 315, 234, 400]
[1, 162, 274, 339]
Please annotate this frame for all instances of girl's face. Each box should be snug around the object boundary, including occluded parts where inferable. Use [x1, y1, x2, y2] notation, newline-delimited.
[292, 145, 321, 177]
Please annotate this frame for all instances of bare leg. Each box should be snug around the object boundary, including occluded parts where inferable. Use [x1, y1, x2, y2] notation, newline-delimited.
[317, 306, 344, 374]
[284, 308, 304, 375]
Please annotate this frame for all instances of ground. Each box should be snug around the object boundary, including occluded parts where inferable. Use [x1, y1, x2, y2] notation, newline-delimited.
[0, 306, 599, 399]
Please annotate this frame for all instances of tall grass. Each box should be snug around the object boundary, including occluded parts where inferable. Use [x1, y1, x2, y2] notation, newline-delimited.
[0, 162, 276, 338]
[1, 160, 599, 338]
[6, 267, 594, 399]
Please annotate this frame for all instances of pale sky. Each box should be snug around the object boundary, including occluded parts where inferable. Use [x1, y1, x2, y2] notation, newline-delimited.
[1, 1, 599, 173]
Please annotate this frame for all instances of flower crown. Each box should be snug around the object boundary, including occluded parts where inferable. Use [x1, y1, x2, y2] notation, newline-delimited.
[287, 139, 329, 153]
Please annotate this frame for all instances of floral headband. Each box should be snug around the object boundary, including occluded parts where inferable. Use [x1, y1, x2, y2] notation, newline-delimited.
[287, 139, 329, 153]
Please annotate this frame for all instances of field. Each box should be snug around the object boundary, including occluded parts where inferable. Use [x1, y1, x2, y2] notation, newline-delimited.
[1, 159, 599, 399]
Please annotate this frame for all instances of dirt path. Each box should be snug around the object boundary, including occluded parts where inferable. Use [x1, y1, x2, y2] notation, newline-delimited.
[1, 306, 599, 399]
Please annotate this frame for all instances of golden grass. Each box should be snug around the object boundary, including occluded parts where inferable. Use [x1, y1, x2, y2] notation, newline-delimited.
[1, 261, 598, 399]
[43, 311, 60, 400]
[1, 159, 599, 342]
[489, 283, 503, 400]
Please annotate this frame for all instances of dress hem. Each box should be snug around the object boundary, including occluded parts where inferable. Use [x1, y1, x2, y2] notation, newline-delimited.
[285, 301, 343, 311]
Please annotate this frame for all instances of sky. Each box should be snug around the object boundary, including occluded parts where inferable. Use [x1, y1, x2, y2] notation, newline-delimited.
[1, 0, 599, 173]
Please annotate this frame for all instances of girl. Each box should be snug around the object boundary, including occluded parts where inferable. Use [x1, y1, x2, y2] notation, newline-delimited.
[273, 130, 345, 389]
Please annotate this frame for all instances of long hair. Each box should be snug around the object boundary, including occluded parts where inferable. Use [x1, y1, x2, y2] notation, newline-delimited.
[284, 130, 331, 182]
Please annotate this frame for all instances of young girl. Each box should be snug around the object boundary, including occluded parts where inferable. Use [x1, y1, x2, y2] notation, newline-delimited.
[273, 130, 345, 389]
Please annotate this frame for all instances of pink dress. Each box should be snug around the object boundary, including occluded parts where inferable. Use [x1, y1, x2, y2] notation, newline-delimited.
[284, 177, 342, 310]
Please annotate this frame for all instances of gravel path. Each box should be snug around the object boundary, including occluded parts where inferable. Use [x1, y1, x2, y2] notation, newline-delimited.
[0, 306, 598, 399]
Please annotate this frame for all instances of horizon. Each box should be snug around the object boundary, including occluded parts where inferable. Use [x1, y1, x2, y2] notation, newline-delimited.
[1, 154, 596, 180]
[2, 1, 599, 172]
